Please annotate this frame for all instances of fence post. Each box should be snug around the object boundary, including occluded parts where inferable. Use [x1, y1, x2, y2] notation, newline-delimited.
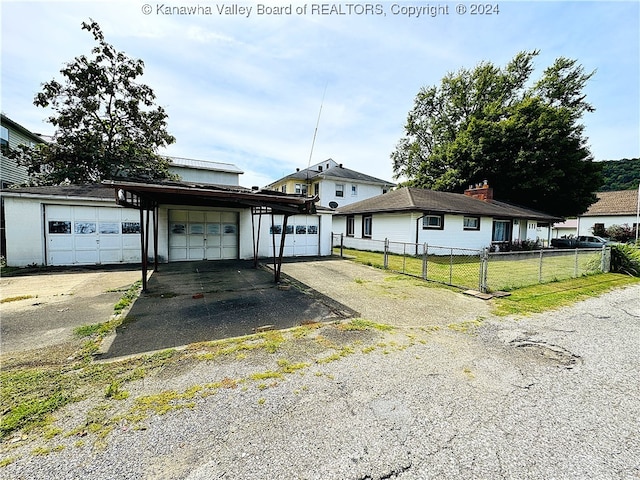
[384, 238, 389, 269]
[574, 248, 579, 277]
[422, 243, 427, 280]
[601, 245, 610, 272]
[480, 248, 488, 293]
[340, 233, 344, 258]
[538, 249, 544, 283]
[449, 248, 454, 285]
[402, 242, 407, 274]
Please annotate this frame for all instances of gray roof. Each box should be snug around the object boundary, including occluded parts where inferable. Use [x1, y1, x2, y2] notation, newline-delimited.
[335, 187, 561, 222]
[167, 157, 244, 174]
[0, 184, 115, 200]
[270, 164, 394, 187]
[0, 181, 253, 201]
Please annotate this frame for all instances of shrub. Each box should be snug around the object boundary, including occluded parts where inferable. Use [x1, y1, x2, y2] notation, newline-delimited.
[605, 224, 637, 243]
[610, 244, 640, 276]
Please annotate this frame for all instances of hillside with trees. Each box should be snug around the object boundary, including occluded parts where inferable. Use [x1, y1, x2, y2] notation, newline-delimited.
[597, 158, 640, 191]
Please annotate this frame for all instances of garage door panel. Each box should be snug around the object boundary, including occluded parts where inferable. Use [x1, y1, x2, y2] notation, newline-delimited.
[169, 209, 238, 262]
[45, 205, 140, 266]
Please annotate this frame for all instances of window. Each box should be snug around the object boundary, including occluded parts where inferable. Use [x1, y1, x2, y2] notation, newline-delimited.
[295, 183, 308, 195]
[346, 215, 355, 237]
[362, 215, 372, 238]
[270, 225, 282, 235]
[463, 216, 480, 231]
[75, 222, 96, 234]
[296, 225, 307, 234]
[0, 126, 8, 149]
[351, 184, 358, 196]
[308, 225, 318, 234]
[335, 184, 344, 197]
[423, 214, 444, 230]
[99, 223, 119, 234]
[280, 185, 287, 193]
[492, 220, 511, 242]
[49, 221, 71, 234]
[314, 183, 319, 196]
[122, 222, 140, 234]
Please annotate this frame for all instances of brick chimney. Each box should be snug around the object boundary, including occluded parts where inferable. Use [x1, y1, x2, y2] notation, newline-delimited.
[464, 180, 493, 201]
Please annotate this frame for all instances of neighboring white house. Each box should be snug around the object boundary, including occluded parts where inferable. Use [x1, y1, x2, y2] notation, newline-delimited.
[577, 189, 639, 236]
[265, 158, 395, 210]
[332, 183, 560, 252]
[168, 157, 243, 186]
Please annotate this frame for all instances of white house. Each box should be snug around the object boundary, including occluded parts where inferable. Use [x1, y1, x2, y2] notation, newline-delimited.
[265, 158, 395, 210]
[577, 189, 639, 236]
[332, 183, 560, 252]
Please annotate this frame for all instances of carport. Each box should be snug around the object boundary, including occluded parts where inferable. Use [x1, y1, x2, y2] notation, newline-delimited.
[102, 180, 318, 290]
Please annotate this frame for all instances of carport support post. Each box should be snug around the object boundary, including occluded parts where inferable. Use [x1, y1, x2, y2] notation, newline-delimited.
[139, 207, 148, 292]
[153, 205, 159, 272]
[274, 214, 290, 283]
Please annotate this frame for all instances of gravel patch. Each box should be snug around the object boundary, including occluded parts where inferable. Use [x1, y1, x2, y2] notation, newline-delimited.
[2, 274, 638, 479]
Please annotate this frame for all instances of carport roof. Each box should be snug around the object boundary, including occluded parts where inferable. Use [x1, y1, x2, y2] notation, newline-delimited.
[103, 179, 318, 214]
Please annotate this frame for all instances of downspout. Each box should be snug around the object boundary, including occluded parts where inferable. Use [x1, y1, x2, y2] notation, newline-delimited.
[416, 213, 425, 256]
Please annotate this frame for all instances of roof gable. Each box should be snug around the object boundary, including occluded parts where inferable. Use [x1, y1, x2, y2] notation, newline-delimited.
[267, 161, 394, 187]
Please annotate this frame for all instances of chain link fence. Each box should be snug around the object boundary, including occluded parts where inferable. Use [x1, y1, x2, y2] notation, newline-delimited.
[332, 233, 611, 293]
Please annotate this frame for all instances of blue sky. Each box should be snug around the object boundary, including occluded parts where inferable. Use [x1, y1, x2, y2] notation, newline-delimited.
[2, 1, 639, 188]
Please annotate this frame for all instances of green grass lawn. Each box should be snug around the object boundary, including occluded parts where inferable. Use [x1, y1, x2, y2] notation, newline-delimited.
[334, 247, 605, 291]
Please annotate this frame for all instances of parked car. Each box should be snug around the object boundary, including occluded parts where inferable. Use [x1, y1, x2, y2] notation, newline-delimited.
[551, 235, 610, 249]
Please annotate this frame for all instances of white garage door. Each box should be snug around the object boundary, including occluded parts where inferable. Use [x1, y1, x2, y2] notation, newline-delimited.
[269, 214, 320, 257]
[169, 210, 238, 261]
[45, 205, 141, 266]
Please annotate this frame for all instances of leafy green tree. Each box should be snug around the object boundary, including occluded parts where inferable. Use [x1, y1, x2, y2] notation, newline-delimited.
[13, 20, 175, 185]
[391, 51, 602, 217]
[598, 158, 640, 191]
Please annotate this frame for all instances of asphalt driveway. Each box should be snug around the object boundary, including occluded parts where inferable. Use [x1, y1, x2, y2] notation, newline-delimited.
[1, 258, 488, 358]
[99, 260, 353, 359]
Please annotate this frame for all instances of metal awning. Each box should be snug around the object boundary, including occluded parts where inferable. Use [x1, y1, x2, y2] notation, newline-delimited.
[102, 180, 319, 290]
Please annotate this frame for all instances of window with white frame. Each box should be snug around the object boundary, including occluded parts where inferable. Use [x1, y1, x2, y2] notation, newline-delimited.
[463, 216, 480, 231]
[362, 215, 372, 237]
[423, 214, 444, 230]
[346, 215, 355, 236]
[335, 184, 344, 197]
[280, 185, 287, 193]
[351, 184, 358, 196]
[295, 183, 308, 195]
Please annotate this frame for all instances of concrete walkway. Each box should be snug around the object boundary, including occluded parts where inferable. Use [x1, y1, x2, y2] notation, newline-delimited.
[281, 258, 491, 327]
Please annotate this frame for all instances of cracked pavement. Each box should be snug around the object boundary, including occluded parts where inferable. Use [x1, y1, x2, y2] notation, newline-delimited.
[2, 266, 639, 479]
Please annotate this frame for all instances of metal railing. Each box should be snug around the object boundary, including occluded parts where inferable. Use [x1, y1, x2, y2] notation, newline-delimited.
[332, 233, 611, 293]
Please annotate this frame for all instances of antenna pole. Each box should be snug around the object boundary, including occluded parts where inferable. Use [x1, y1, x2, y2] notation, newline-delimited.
[306, 83, 328, 194]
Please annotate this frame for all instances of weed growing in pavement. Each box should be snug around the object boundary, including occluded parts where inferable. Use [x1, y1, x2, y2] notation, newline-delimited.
[447, 319, 484, 333]
[338, 318, 395, 332]
[1, 295, 36, 304]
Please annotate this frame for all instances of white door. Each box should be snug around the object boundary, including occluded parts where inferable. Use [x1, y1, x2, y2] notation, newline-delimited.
[45, 205, 140, 265]
[169, 210, 238, 261]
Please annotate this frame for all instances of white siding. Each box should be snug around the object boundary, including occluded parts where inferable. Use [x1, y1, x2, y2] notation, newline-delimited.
[335, 212, 503, 251]
[3, 197, 44, 266]
[168, 166, 240, 186]
[578, 214, 637, 236]
[321, 181, 388, 209]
